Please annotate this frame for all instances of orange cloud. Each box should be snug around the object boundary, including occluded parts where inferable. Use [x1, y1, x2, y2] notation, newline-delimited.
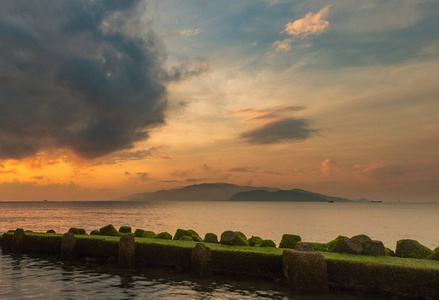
[273, 39, 293, 52]
[283, 6, 330, 37]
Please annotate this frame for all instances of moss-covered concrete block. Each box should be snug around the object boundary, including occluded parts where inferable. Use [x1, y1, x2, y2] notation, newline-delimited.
[135, 241, 192, 271]
[99, 224, 120, 236]
[294, 242, 315, 252]
[282, 249, 329, 293]
[328, 236, 363, 255]
[248, 236, 263, 247]
[260, 239, 276, 248]
[1, 233, 12, 249]
[191, 243, 213, 276]
[155, 232, 172, 240]
[279, 234, 302, 249]
[204, 233, 218, 243]
[220, 231, 248, 246]
[395, 239, 433, 259]
[180, 236, 193, 241]
[351, 234, 372, 245]
[134, 229, 156, 238]
[68, 227, 80, 235]
[61, 232, 76, 260]
[174, 229, 202, 242]
[363, 240, 386, 256]
[78, 228, 86, 235]
[119, 226, 132, 234]
[75, 236, 119, 258]
[118, 233, 135, 267]
[90, 230, 100, 235]
[11, 228, 25, 253]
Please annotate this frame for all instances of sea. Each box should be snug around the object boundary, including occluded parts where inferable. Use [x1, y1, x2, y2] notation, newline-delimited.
[0, 201, 438, 299]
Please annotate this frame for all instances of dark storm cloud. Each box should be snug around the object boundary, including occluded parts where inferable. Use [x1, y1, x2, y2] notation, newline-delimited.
[240, 117, 317, 144]
[0, 0, 167, 159]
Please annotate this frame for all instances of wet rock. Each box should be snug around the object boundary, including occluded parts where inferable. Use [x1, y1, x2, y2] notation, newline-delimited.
[119, 226, 132, 234]
[90, 230, 100, 235]
[294, 242, 315, 252]
[134, 229, 156, 238]
[395, 239, 433, 259]
[68, 227, 80, 235]
[77, 228, 86, 235]
[248, 236, 263, 247]
[191, 243, 213, 276]
[118, 233, 135, 267]
[430, 247, 439, 261]
[99, 224, 120, 236]
[180, 236, 193, 241]
[260, 239, 276, 248]
[46, 229, 56, 234]
[11, 228, 25, 253]
[220, 231, 248, 246]
[204, 233, 218, 244]
[279, 234, 302, 249]
[61, 232, 76, 260]
[385, 247, 395, 256]
[282, 249, 329, 293]
[328, 236, 363, 255]
[174, 229, 202, 242]
[363, 240, 386, 256]
[155, 232, 172, 240]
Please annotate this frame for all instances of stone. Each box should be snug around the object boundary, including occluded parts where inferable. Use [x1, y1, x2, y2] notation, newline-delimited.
[294, 242, 315, 252]
[260, 239, 276, 248]
[191, 243, 213, 276]
[220, 231, 248, 246]
[385, 247, 395, 256]
[282, 249, 329, 293]
[118, 233, 136, 267]
[180, 236, 193, 241]
[46, 230, 56, 234]
[77, 228, 86, 235]
[363, 240, 386, 256]
[90, 230, 100, 235]
[119, 226, 132, 234]
[155, 232, 172, 240]
[351, 234, 372, 245]
[328, 236, 363, 255]
[248, 236, 263, 247]
[204, 233, 218, 243]
[68, 227, 80, 235]
[279, 234, 302, 249]
[61, 232, 76, 260]
[99, 224, 120, 236]
[395, 239, 433, 259]
[174, 229, 203, 242]
[11, 228, 25, 253]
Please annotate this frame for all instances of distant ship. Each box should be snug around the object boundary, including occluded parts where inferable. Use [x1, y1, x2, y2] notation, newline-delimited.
[43, 199, 48, 202]
[371, 200, 382, 203]
[328, 200, 334, 203]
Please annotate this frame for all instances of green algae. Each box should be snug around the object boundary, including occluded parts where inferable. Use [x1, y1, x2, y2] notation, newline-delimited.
[134, 229, 156, 238]
[279, 234, 301, 249]
[204, 233, 218, 243]
[119, 226, 132, 234]
[327, 235, 349, 252]
[155, 232, 172, 240]
[90, 230, 100, 235]
[260, 239, 276, 248]
[395, 239, 434, 259]
[180, 236, 193, 241]
[99, 224, 120, 236]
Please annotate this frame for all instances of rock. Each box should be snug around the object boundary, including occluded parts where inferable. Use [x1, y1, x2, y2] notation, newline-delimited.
[180, 236, 193, 241]
[11, 228, 25, 253]
[174, 229, 202, 242]
[430, 247, 439, 260]
[220, 231, 248, 246]
[395, 239, 433, 259]
[282, 249, 329, 293]
[234, 231, 249, 246]
[77, 228, 86, 235]
[351, 234, 372, 245]
[46, 230, 56, 234]
[119, 226, 132, 234]
[248, 236, 263, 247]
[279, 234, 302, 249]
[155, 232, 172, 240]
[191, 243, 213, 276]
[99, 224, 120, 236]
[294, 242, 315, 252]
[328, 236, 363, 255]
[90, 230, 100, 235]
[363, 240, 386, 256]
[204, 233, 218, 243]
[61, 232, 76, 260]
[118, 233, 135, 267]
[68, 227, 80, 235]
[260, 239, 276, 248]
[385, 247, 395, 256]
[134, 229, 156, 238]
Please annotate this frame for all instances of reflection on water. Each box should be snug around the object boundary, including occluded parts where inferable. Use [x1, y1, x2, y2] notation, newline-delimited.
[0, 201, 438, 249]
[0, 250, 390, 300]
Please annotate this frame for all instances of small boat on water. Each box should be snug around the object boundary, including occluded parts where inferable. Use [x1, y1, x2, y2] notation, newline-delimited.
[328, 200, 334, 203]
[371, 200, 382, 203]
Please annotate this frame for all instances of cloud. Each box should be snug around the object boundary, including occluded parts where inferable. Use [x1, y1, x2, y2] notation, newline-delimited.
[283, 6, 330, 37]
[240, 118, 316, 144]
[135, 172, 149, 180]
[228, 166, 281, 175]
[232, 106, 305, 123]
[171, 169, 191, 177]
[166, 61, 209, 81]
[321, 159, 339, 177]
[164, 28, 204, 38]
[96, 147, 169, 165]
[358, 163, 406, 178]
[185, 178, 207, 183]
[273, 39, 293, 52]
[0, 1, 167, 160]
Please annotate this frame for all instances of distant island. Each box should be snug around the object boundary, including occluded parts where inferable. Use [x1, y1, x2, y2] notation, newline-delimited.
[120, 183, 364, 203]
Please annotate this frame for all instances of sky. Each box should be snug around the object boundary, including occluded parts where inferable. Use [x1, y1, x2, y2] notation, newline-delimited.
[0, 0, 438, 201]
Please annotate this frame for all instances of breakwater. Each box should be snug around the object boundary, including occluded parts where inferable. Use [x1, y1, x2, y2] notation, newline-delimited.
[1, 227, 438, 299]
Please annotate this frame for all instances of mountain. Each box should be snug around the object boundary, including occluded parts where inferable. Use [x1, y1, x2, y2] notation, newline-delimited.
[122, 183, 279, 201]
[229, 188, 352, 202]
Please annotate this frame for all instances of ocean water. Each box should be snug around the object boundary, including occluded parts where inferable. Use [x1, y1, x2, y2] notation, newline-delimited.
[0, 201, 438, 299]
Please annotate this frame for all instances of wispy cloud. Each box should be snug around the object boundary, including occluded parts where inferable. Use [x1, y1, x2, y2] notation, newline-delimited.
[283, 6, 330, 37]
[164, 28, 204, 38]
